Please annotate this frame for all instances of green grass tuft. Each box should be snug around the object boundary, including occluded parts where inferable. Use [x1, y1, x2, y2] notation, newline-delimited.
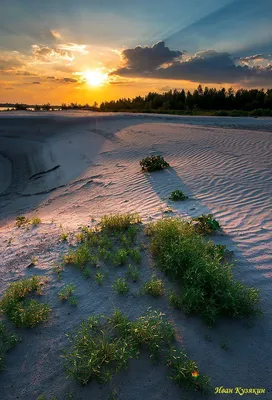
[0, 276, 51, 327]
[63, 244, 91, 268]
[112, 278, 129, 294]
[126, 265, 140, 282]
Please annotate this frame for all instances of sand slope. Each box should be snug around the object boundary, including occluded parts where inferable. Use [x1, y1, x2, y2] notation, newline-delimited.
[0, 113, 271, 399]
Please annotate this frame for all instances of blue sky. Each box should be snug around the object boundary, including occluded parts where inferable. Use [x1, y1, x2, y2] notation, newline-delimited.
[0, 0, 272, 103]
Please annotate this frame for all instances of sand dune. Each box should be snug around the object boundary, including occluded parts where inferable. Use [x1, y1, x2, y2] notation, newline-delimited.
[0, 112, 271, 399]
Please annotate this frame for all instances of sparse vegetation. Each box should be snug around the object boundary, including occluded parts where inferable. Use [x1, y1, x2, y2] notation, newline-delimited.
[0, 322, 20, 371]
[63, 309, 175, 385]
[83, 268, 91, 279]
[58, 284, 76, 301]
[112, 249, 129, 266]
[143, 278, 164, 297]
[112, 278, 129, 294]
[168, 291, 183, 310]
[191, 214, 221, 235]
[167, 348, 211, 393]
[220, 338, 229, 351]
[147, 218, 260, 324]
[129, 248, 141, 264]
[53, 265, 65, 280]
[0, 276, 51, 327]
[169, 190, 188, 201]
[101, 213, 141, 232]
[140, 155, 169, 172]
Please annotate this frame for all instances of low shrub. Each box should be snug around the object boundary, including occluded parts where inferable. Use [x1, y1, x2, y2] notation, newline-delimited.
[169, 190, 188, 201]
[140, 155, 170, 172]
[58, 284, 76, 301]
[15, 216, 29, 228]
[147, 218, 260, 324]
[63, 244, 91, 268]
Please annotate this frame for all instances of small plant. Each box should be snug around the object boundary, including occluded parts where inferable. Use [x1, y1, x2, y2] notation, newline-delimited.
[129, 248, 141, 264]
[7, 237, 13, 246]
[112, 278, 129, 294]
[220, 338, 229, 351]
[0, 322, 20, 370]
[144, 278, 164, 297]
[101, 213, 141, 231]
[9, 299, 51, 328]
[112, 249, 129, 266]
[140, 155, 169, 172]
[58, 284, 76, 301]
[169, 190, 188, 201]
[31, 217, 41, 226]
[95, 272, 105, 285]
[126, 265, 139, 282]
[60, 232, 69, 241]
[83, 268, 91, 279]
[15, 215, 29, 227]
[167, 348, 211, 393]
[191, 214, 221, 235]
[75, 232, 85, 243]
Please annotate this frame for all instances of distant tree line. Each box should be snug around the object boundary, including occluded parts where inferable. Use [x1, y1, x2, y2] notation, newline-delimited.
[100, 86, 272, 116]
[2, 86, 272, 116]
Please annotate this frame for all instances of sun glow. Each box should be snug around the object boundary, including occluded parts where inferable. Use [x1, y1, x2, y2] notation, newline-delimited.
[84, 70, 108, 87]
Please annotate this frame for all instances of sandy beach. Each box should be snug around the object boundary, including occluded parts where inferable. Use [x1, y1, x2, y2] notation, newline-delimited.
[0, 112, 271, 400]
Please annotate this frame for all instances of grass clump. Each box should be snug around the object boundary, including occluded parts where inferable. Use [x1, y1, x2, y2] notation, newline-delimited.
[101, 213, 141, 232]
[63, 244, 90, 268]
[63, 309, 174, 385]
[0, 276, 51, 327]
[191, 214, 221, 235]
[169, 190, 188, 201]
[167, 348, 211, 393]
[0, 322, 20, 371]
[112, 249, 129, 266]
[58, 284, 76, 301]
[140, 155, 169, 172]
[112, 278, 129, 294]
[147, 218, 260, 324]
[95, 272, 105, 285]
[60, 232, 69, 241]
[168, 291, 183, 310]
[143, 278, 164, 297]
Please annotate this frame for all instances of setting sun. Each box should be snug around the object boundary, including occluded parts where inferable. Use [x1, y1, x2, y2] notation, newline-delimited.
[84, 70, 108, 87]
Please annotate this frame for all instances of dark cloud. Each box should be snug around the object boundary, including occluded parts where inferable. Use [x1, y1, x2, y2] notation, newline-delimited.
[32, 81, 41, 84]
[32, 45, 74, 63]
[46, 75, 77, 83]
[116, 41, 182, 75]
[113, 45, 272, 85]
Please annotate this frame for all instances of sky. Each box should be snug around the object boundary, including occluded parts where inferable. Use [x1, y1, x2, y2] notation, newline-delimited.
[0, 0, 272, 104]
